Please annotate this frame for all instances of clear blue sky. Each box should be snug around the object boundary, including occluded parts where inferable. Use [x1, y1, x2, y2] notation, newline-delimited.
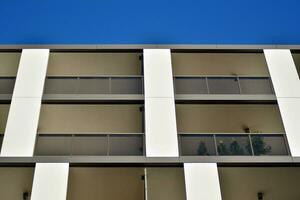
[0, 0, 299, 44]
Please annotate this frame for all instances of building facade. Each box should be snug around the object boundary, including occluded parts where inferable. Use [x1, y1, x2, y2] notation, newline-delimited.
[0, 47, 300, 200]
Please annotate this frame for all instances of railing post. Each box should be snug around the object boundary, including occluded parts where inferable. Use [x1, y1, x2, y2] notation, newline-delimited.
[248, 134, 255, 156]
[213, 134, 218, 155]
[107, 134, 110, 156]
[205, 77, 210, 94]
[236, 76, 242, 94]
[109, 77, 112, 94]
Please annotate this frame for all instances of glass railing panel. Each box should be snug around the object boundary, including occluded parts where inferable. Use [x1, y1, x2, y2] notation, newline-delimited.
[239, 77, 274, 94]
[180, 134, 216, 155]
[175, 77, 208, 94]
[35, 135, 72, 156]
[71, 135, 108, 155]
[77, 77, 110, 94]
[44, 77, 78, 94]
[251, 135, 288, 155]
[111, 77, 143, 94]
[0, 77, 15, 94]
[207, 77, 240, 94]
[109, 134, 144, 155]
[216, 135, 252, 155]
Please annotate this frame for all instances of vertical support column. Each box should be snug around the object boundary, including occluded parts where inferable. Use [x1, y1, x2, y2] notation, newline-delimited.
[1, 49, 49, 156]
[184, 163, 222, 200]
[143, 49, 179, 157]
[264, 49, 300, 156]
[31, 163, 69, 200]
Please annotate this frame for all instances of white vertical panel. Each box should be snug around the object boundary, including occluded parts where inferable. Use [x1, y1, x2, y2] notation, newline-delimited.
[184, 163, 222, 200]
[145, 99, 178, 157]
[31, 163, 69, 200]
[264, 49, 300, 98]
[1, 49, 49, 157]
[264, 49, 300, 156]
[144, 49, 178, 157]
[143, 49, 174, 98]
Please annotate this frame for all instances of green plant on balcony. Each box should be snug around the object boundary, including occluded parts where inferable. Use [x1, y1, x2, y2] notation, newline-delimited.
[251, 136, 272, 155]
[229, 140, 244, 155]
[197, 142, 209, 155]
[217, 141, 229, 155]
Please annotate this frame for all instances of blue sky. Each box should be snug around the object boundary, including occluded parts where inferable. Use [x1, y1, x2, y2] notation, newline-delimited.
[0, 0, 299, 44]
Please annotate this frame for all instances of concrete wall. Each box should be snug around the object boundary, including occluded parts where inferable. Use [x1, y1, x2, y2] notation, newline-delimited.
[0, 53, 20, 76]
[38, 105, 142, 133]
[0, 167, 34, 200]
[172, 53, 269, 75]
[176, 104, 284, 133]
[67, 167, 144, 200]
[147, 168, 186, 200]
[47, 53, 141, 75]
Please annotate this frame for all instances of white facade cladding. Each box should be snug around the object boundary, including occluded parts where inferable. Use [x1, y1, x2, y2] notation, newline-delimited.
[184, 163, 222, 200]
[264, 49, 300, 156]
[0, 49, 49, 156]
[143, 49, 179, 157]
[31, 163, 69, 200]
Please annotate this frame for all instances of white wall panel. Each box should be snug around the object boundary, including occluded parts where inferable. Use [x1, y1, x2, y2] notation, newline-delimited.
[277, 98, 300, 156]
[184, 163, 222, 200]
[1, 49, 49, 157]
[143, 49, 174, 98]
[264, 49, 300, 156]
[1, 99, 41, 156]
[264, 49, 300, 98]
[144, 49, 178, 157]
[145, 98, 178, 157]
[13, 49, 49, 98]
[31, 163, 69, 200]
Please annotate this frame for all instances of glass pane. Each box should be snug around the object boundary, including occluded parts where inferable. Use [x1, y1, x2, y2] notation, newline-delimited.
[175, 78, 208, 94]
[239, 77, 273, 94]
[44, 78, 78, 94]
[251, 135, 288, 155]
[0, 78, 15, 94]
[207, 77, 240, 94]
[180, 135, 216, 155]
[71, 135, 108, 155]
[77, 78, 110, 94]
[111, 78, 143, 94]
[216, 135, 251, 155]
[34, 135, 72, 156]
[109, 135, 143, 155]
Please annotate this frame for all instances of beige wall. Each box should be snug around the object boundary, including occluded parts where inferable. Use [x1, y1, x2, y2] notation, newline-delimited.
[67, 167, 144, 200]
[219, 167, 300, 200]
[172, 53, 269, 76]
[147, 168, 186, 200]
[0, 167, 34, 200]
[0, 53, 20, 76]
[176, 104, 284, 133]
[293, 53, 300, 73]
[38, 104, 142, 133]
[0, 105, 9, 133]
[47, 53, 141, 75]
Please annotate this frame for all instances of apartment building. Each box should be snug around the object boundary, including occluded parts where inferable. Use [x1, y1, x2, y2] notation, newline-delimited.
[0, 48, 299, 200]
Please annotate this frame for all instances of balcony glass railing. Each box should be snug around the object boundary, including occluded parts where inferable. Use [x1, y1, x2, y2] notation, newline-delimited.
[34, 134, 144, 156]
[0, 77, 16, 95]
[179, 134, 289, 156]
[174, 76, 274, 95]
[44, 76, 143, 95]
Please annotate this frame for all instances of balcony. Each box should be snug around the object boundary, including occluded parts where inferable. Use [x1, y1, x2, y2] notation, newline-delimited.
[219, 167, 300, 200]
[0, 52, 20, 100]
[43, 76, 143, 101]
[0, 167, 34, 199]
[67, 167, 186, 200]
[179, 134, 289, 156]
[35, 134, 144, 156]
